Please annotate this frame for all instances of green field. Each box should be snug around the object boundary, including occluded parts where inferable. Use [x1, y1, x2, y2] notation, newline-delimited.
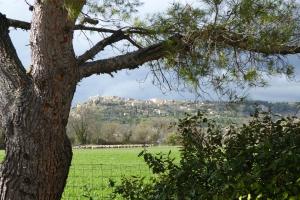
[68, 146, 180, 199]
[0, 146, 180, 199]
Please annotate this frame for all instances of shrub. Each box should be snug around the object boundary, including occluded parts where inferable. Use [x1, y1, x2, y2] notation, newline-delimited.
[111, 112, 300, 200]
[166, 132, 182, 146]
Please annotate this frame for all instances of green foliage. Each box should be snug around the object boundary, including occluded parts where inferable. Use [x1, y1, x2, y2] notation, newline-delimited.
[110, 177, 154, 200]
[64, 0, 85, 20]
[149, 3, 207, 36]
[86, 0, 143, 23]
[166, 132, 181, 146]
[111, 112, 300, 199]
[137, 0, 300, 99]
[74, 0, 300, 99]
[59, 0, 300, 100]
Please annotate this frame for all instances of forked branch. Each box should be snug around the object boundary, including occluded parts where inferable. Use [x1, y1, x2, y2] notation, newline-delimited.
[0, 13, 30, 112]
[0, 14, 29, 89]
[77, 30, 127, 64]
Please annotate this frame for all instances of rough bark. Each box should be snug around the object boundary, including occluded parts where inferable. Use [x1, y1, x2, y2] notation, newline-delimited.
[0, 0, 78, 198]
[0, 88, 73, 200]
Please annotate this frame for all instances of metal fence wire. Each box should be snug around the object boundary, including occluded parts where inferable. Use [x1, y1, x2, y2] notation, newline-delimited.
[62, 164, 152, 200]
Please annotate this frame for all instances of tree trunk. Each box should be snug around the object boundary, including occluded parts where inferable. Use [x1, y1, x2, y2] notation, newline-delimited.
[0, 0, 170, 198]
[0, 93, 73, 199]
[0, 1, 79, 198]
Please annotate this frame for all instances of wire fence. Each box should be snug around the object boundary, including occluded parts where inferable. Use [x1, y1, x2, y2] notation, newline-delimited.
[62, 164, 152, 200]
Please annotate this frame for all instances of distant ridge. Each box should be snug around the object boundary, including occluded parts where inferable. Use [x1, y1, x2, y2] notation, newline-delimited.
[67, 96, 300, 145]
[72, 96, 300, 121]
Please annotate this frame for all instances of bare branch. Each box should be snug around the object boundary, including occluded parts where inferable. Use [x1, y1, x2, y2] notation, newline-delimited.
[79, 16, 99, 26]
[7, 18, 31, 30]
[5, 17, 115, 33]
[5, 17, 154, 35]
[125, 36, 143, 49]
[77, 30, 127, 64]
[74, 25, 155, 35]
[73, 24, 117, 33]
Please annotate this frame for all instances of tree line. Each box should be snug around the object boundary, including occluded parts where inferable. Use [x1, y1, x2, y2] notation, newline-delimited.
[66, 106, 177, 145]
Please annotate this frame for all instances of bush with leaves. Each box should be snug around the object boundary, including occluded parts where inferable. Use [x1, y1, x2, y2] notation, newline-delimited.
[111, 112, 300, 200]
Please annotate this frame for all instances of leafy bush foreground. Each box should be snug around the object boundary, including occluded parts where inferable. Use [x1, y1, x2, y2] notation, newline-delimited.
[110, 112, 300, 200]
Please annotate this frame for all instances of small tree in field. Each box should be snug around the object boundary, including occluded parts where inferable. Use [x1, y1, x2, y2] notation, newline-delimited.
[1, 0, 300, 199]
[71, 118, 89, 145]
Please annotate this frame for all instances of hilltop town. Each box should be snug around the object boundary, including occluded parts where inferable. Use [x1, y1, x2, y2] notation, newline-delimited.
[72, 96, 300, 122]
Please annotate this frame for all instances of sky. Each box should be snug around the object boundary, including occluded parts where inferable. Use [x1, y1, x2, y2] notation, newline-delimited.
[1, 0, 300, 104]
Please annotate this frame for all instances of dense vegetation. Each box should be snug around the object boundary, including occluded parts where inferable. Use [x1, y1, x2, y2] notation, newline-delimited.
[111, 112, 300, 199]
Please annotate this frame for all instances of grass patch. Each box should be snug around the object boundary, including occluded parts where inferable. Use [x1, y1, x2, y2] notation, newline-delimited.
[71, 146, 180, 165]
[64, 146, 180, 199]
[0, 147, 180, 199]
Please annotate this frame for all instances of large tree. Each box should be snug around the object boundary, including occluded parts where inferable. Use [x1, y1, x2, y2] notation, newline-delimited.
[0, 0, 300, 199]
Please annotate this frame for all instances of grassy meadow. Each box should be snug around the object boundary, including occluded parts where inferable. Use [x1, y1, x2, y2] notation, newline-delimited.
[0, 146, 180, 199]
[67, 146, 180, 199]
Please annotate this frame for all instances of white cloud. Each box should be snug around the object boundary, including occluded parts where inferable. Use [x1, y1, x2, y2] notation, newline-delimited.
[249, 76, 300, 102]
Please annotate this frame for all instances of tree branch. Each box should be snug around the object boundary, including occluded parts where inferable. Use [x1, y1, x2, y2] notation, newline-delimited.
[0, 13, 30, 112]
[77, 30, 127, 64]
[220, 33, 300, 55]
[0, 14, 29, 86]
[73, 24, 117, 33]
[79, 41, 173, 79]
[193, 27, 300, 55]
[75, 25, 153, 35]
[7, 18, 31, 30]
[5, 17, 116, 33]
[5, 16, 300, 55]
[5, 17, 152, 35]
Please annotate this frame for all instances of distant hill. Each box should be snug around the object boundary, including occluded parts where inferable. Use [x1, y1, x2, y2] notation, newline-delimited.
[71, 96, 300, 122]
[67, 96, 300, 145]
